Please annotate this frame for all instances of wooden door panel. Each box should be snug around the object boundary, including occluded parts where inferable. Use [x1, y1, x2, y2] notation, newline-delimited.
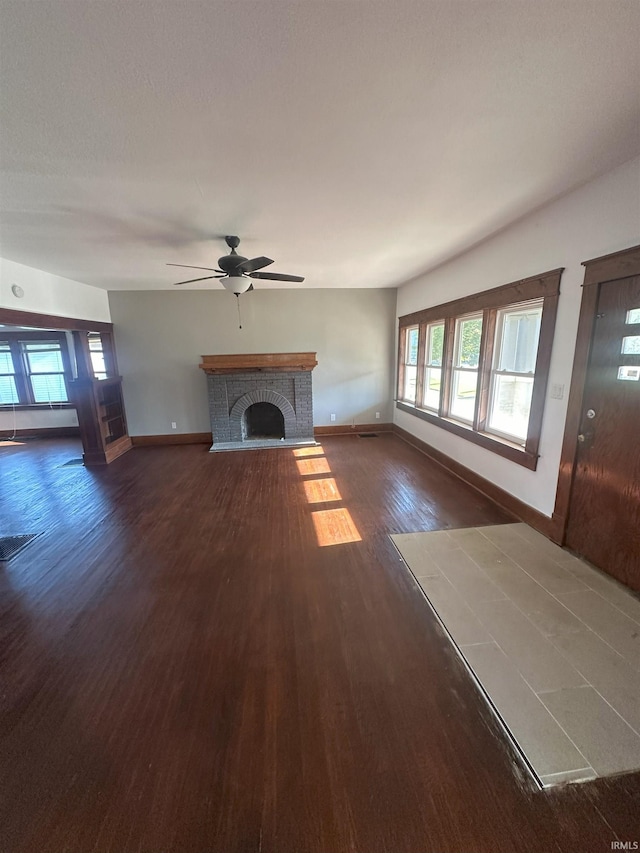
[565, 276, 640, 590]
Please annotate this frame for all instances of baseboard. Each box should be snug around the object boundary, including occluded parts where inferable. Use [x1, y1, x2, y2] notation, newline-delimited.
[547, 513, 566, 545]
[392, 424, 559, 540]
[0, 426, 80, 439]
[131, 432, 213, 446]
[132, 427, 394, 444]
[82, 435, 133, 466]
[314, 423, 393, 436]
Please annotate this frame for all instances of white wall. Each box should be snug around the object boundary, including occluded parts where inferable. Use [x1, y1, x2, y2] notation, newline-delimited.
[0, 257, 108, 431]
[0, 256, 110, 322]
[108, 288, 397, 436]
[0, 407, 78, 433]
[395, 156, 640, 517]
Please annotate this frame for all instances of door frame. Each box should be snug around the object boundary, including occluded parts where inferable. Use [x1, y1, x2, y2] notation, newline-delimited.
[0, 305, 121, 447]
[0, 306, 117, 381]
[0, 306, 112, 333]
[552, 244, 640, 543]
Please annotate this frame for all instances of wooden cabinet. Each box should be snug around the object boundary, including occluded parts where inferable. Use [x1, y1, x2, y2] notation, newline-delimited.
[70, 376, 132, 465]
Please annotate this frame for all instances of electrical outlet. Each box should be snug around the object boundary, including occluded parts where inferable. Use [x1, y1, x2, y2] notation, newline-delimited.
[375, 412, 381, 419]
[171, 421, 177, 429]
[330, 413, 336, 422]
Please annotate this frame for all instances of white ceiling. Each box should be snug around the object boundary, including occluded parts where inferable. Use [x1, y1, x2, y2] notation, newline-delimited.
[0, 0, 639, 292]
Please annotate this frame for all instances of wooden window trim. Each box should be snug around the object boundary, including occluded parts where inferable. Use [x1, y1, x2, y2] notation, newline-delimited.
[396, 268, 563, 470]
[524, 293, 558, 460]
[415, 323, 427, 412]
[440, 317, 455, 418]
[475, 309, 497, 432]
[396, 402, 539, 469]
[399, 268, 563, 327]
[396, 327, 407, 403]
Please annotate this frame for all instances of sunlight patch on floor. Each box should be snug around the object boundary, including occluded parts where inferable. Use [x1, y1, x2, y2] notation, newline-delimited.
[303, 477, 342, 504]
[296, 457, 331, 476]
[295, 445, 361, 546]
[312, 508, 362, 547]
[293, 445, 324, 457]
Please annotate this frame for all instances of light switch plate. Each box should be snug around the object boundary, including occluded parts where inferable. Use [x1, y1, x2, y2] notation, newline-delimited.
[550, 384, 564, 399]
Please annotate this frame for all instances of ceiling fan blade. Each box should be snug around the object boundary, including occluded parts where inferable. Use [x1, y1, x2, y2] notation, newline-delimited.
[167, 263, 222, 272]
[236, 256, 274, 273]
[173, 275, 220, 285]
[249, 271, 305, 282]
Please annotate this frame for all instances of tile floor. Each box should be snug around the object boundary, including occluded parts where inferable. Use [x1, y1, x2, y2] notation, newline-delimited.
[391, 523, 640, 787]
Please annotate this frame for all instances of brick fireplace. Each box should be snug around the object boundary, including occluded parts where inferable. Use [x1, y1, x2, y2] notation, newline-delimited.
[199, 353, 318, 452]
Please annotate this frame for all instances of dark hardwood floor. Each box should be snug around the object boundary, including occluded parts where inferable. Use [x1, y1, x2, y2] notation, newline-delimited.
[0, 434, 638, 852]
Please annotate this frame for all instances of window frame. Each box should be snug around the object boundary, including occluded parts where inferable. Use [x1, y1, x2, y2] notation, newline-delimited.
[449, 312, 483, 425]
[396, 269, 562, 470]
[0, 328, 119, 410]
[422, 320, 445, 413]
[87, 331, 109, 380]
[0, 331, 73, 409]
[0, 340, 20, 404]
[397, 324, 420, 405]
[485, 300, 544, 443]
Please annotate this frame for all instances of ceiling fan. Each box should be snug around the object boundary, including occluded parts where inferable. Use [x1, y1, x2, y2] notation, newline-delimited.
[167, 235, 305, 294]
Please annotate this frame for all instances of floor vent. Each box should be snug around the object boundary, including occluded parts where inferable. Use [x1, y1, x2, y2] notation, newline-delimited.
[0, 534, 41, 562]
[60, 458, 84, 467]
[358, 433, 378, 438]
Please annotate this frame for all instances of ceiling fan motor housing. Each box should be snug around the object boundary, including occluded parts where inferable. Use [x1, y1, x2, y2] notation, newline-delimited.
[218, 251, 248, 276]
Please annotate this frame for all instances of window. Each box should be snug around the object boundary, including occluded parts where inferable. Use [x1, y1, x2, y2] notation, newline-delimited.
[399, 326, 419, 403]
[618, 307, 640, 381]
[423, 322, 444, 411]
[396, 269, 562, 469]
[23, 340, 69, 403]
[618, 366, 640, 381]
[88, 332, 108, 380]
[0, 342, 19, 404]
[0, 333, 72, 407]
[487, 302, 542, 442]
[450, 314, 482, 423]
[621, 335, 640, 355]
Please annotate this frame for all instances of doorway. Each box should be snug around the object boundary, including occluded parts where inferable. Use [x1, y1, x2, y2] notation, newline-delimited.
[560, 247, 640, 591]
[0, 307, 130, 464]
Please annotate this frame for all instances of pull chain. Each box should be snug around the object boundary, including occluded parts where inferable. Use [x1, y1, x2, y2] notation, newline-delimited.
[236, 294, 242, 329]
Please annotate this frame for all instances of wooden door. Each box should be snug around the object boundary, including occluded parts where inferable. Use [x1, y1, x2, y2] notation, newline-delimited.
[565, 275, 640, 590]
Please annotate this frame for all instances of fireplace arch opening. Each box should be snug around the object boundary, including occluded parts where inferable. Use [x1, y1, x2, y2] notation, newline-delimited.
[243, 402, 285, 440]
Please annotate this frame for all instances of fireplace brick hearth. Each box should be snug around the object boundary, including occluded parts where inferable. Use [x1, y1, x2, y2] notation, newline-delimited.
[199, 353, 318, 451]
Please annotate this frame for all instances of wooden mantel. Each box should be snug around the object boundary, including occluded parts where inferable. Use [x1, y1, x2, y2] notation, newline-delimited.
[199, 353, 318, 374]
